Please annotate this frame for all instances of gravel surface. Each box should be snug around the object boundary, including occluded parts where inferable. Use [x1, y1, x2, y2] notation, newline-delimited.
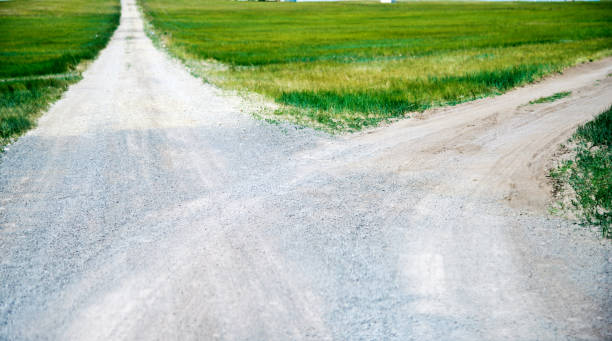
[1, 0, 610, 339]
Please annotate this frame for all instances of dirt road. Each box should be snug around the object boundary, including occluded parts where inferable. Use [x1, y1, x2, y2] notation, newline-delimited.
[1, 0, 610, 339]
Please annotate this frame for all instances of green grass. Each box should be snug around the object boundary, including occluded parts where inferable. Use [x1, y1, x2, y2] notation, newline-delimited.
[140, 0, 612, 131]
[551, 107, 612, 238]
[529, 91, 572, 105]
[0, 0, 120, 144]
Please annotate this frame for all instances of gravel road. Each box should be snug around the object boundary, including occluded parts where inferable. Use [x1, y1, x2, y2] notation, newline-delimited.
[1, 0, 611, 339]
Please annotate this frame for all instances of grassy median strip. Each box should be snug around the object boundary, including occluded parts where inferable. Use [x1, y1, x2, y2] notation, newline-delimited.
[551, 107, 611, 238]
[530, 91, 572, 105]
[140, 0, 612, 131]
[0, 0, 120, 144]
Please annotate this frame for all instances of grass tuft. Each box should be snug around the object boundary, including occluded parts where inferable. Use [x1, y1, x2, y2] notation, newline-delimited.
[0, 116, 34, 139]
[529, 91, 571, 105]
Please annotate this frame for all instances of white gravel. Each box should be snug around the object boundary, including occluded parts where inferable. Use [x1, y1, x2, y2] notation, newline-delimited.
[0, 0, 610, 339]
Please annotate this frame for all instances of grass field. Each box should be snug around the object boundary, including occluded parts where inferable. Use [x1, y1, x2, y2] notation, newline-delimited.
[551, 107, 611, 238]
[140, 0, 612, 131]
[0, 0, 120, 143]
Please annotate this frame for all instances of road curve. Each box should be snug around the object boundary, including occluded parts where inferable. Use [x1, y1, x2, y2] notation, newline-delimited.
[1, 0, 610, 339]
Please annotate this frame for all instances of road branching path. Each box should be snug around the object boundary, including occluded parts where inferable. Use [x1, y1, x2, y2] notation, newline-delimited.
[1, 0, 610, 339]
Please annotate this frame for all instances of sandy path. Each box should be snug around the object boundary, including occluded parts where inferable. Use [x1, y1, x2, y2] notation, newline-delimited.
[0, 0, 610, 339]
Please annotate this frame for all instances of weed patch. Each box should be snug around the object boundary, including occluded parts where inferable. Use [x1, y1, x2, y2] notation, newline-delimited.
[550, 107, 612, 238]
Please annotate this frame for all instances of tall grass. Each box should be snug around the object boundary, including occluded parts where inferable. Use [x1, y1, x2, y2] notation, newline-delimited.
[0, 0, 120, 143]
[278, 64, 551, 128]
[0, 77, 77, 142]
[140, 0, 612, 131]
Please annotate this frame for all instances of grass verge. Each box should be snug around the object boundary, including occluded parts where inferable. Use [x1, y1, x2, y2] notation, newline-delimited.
[550, 107, 611, 238]
[139, 0, 612, 131]
[0, 0, 120, 145]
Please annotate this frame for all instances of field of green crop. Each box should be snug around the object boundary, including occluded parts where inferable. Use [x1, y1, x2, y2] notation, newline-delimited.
[140, 0, 612, 131]
[0, 0, 120, 143]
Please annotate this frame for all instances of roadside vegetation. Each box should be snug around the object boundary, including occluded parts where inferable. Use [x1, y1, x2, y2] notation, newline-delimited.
[0, 0, 120, 145]
[140, 0, 612, 131]
[529, 91, 571, 105]
[550, 107, 611, 238]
